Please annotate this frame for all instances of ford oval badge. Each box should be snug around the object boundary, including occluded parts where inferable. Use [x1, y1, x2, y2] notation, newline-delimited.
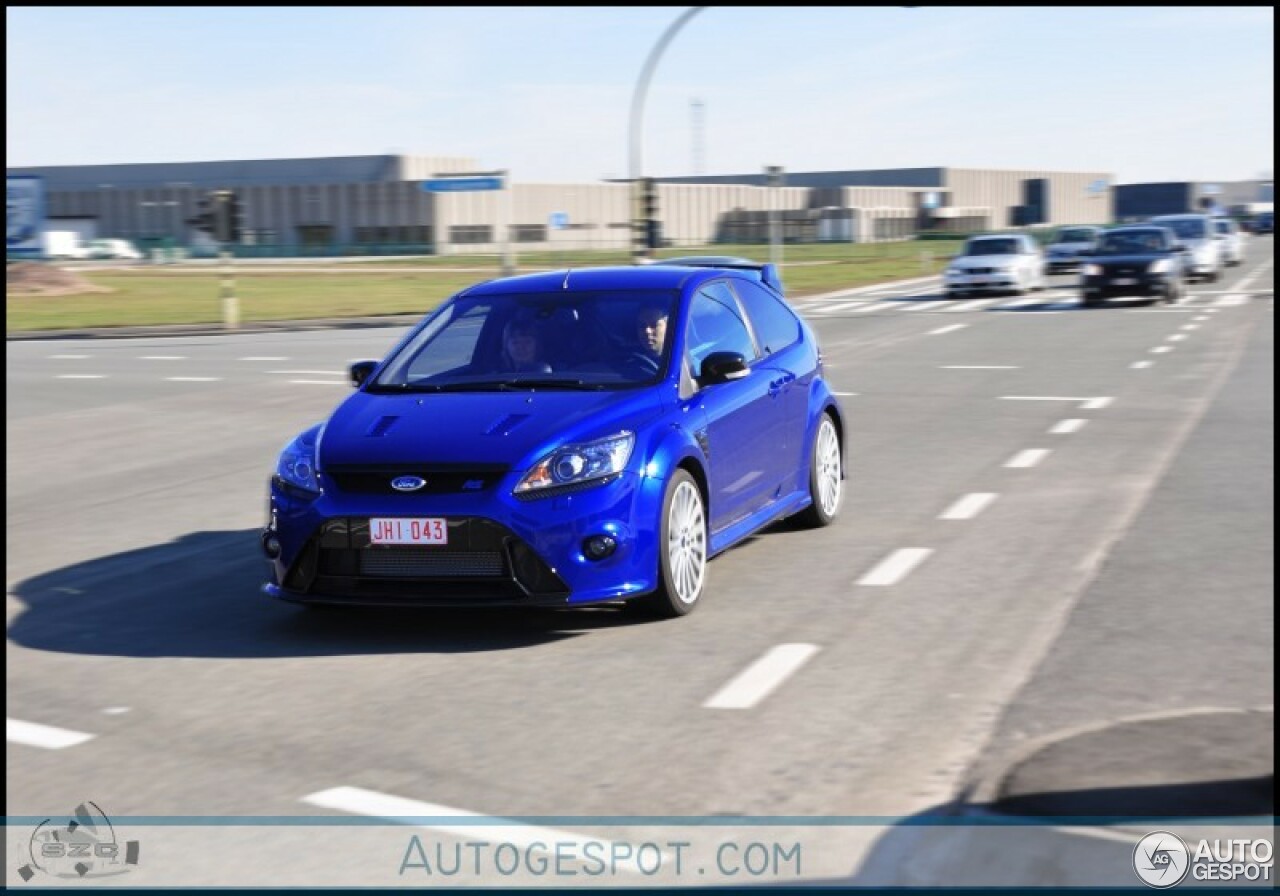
[390, 476, 426, 492]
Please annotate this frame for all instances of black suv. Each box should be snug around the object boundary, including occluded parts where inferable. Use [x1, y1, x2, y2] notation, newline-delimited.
[1080, 226, 1188, 307]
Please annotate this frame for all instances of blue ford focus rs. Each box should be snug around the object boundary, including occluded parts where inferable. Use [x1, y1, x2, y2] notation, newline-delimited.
[262, 257, 845, 617]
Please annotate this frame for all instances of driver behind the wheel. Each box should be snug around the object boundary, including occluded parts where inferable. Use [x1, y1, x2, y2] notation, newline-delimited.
[636, 303, 669, 359]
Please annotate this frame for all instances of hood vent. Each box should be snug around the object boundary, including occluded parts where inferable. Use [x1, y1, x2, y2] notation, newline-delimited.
[366, 416, 400, 438]
[484, 413, 531, 437]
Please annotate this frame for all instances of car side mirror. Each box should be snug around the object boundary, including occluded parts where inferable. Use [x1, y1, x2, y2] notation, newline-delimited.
[699, 351, 750, 385]
[349, 360, 378, 387]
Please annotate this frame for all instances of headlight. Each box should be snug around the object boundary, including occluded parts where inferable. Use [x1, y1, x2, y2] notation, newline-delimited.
[275, 426, 322, 495]
[515, 431, 634, 496]
[945, 267, 963, 276]
[1082, 264, 1102, 277]
[1148, 259, 1173, 274]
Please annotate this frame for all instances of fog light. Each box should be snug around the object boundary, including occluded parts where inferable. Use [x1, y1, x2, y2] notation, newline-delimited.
[583, 535, 617, 560]
[262, 534, 281, 558]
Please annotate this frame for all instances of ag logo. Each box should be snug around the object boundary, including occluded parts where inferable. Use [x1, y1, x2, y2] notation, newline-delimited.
[1134, 830, 1190, 888]
[16, 802, 140, 882]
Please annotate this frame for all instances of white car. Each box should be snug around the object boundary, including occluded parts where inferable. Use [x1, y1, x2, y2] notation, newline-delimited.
[1147, 214, 1223, 282]
[943, 233, 1046, 297]
[86, 238, 144, 260]
[1212, 218, 1245, 267]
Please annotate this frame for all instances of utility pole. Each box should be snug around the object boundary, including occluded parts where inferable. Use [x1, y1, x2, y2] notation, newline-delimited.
[765, 165, 785, 268]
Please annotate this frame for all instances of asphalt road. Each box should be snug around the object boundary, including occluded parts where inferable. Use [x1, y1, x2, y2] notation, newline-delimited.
[6, 243, 1273, 887]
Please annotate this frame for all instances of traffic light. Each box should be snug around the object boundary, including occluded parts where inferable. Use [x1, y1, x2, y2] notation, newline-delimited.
[186, 195, 216, 234]
[226, 192, 244, 243]
[641, 178, 659, 250]
[211, 190, 235, 243]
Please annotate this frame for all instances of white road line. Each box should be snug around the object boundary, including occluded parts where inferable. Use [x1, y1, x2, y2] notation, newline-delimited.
[139, 355, 186, 360]
[1151, 346, 1174, 354]
[289, 379, 347, 385]
[300, 787, 658, 874]
[1181, 324, 1200, 331]
[48, 354, 89, 359]
[856, 548, 933, 586]
[1193, 316, 1211, 321]
[900, 301, 941, 312]
[1050, 419, 1087, 434]
[7, 718, 96, 750]
[849, 301, 899, 313]
[268, 369, 347, 375]
[939, 492, 998, 521]
[929, 324, 968, 335]
[1230, 256, 1274, 292]
[1167, 334, 1188, 342]
[102, 707, 132, 715]
[992, 296, 1043, 310]
[1203, 308, 1221, 313]
[165, 376, 222, 382]
[56, 374, 106, 380]
[833, 391, 859, 396]
[703, 644, 821, 709]
[1005, 449, 1050, 469]
[816, 300, 871, 314]
[942, 365, 1019, 369]
[944, 298, 998, 312]
[1000, 396, 1110, 410]
[1214, 294, 1247, 306]
[239, 356, 290, 361]
[1131, 360, 1155, 369]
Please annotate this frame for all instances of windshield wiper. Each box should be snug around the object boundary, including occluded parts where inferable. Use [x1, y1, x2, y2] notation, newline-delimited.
[480, 378, 604, 391]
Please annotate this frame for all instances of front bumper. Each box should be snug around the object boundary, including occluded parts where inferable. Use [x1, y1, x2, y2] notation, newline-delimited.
[264, 470, 667, 608]
[943, 269, 1020, 292]
[1045, 257, 1082, 273]
[1081, 270, 1172, 297]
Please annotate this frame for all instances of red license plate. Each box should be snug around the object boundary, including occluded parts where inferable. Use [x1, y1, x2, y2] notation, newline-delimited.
[369, 517, 448, 545]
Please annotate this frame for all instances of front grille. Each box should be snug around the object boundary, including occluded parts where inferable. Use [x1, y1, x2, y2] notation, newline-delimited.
[359, 548, 506, 578]
[325, 465, 507, 495]
[967, 267, 992, 275]
[283, 517, 570, 603]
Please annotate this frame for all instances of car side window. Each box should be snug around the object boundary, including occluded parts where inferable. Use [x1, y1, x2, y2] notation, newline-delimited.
[730, 279, 800, 356]
[686, 282, 756, 377]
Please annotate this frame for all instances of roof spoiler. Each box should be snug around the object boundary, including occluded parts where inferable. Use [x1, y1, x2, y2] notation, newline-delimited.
[659, 256, 785, 294]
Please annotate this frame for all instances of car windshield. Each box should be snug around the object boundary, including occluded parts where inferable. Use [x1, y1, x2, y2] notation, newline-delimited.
[1152, 218, 1207, 239]
[1214, 220, 1233, 234]
[964, 238, 1019, 256]
[1054, 228, 1096, 243]
[1097, 230, 1168, 254]
[369, 289, 680, 392]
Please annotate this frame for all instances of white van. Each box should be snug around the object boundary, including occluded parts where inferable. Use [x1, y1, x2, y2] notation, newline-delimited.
[87, 238, 144, 260]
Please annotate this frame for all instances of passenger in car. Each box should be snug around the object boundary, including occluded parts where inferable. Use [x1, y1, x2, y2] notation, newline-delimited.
[499, 317, 552, 373]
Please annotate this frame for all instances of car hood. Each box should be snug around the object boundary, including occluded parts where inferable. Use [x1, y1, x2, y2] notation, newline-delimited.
[318, 388, 666, 471]
[953, 253, 1021, 268]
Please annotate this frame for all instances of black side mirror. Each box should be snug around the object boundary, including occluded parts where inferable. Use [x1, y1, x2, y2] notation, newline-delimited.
[349, 360, 378, 387]
[699, 351, 749, 385]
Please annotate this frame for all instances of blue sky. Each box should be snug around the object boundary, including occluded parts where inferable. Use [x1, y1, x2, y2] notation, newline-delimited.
[6, 6, 1274, 184]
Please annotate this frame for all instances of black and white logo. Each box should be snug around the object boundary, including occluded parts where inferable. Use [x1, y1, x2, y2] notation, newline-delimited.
[1134, 830, 1190, 888]
[390, 475, 426, 492]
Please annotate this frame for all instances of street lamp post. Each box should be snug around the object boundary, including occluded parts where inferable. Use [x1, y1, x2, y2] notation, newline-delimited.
[628, 6, 706, 263]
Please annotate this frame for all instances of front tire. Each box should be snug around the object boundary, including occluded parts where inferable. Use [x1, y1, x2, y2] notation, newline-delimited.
[638, 469, 707, 618]
[798, 413, 843, 527]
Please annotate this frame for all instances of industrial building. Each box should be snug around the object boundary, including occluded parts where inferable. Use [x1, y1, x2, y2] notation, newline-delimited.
[1113, 180, 1274, 221]
[8, 154, 1127, 258]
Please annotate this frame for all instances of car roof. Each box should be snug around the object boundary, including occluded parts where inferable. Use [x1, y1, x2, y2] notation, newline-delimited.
[457, 265, 732, 297]
[1104, 225, 1173, 235]
[1149, 213, 1208, 221]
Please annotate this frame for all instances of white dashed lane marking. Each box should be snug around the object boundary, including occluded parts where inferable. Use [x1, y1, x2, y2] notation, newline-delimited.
[56, 374, 106, 380]
[939, 493, 998, 521]
[703, 644, 822, 710]
[7, 718, 96, 750]
[857, 548, 933, 586]
[1005, 449, 1050, 469]
[1050, 419, 1087, 434]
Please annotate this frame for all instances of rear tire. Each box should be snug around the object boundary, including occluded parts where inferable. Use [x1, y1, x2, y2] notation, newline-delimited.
[798, 413, 843, 528]
[636, 469, 706, 618]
